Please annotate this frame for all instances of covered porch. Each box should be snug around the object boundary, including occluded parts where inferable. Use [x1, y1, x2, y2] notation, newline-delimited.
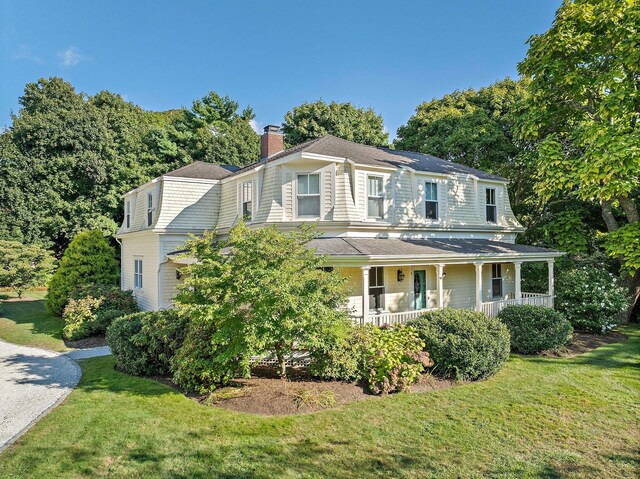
[308, 237, 562, 324]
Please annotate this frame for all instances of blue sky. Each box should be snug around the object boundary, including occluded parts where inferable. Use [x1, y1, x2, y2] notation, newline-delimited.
[1, 1, 560, 139]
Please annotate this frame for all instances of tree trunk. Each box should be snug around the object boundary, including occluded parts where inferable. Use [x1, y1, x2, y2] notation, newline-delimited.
[275, 345, 286, 378]
[619, 195, 640, 224]
[601, 200, 619, 232]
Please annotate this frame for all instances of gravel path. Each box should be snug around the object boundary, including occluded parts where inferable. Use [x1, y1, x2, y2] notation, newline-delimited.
[0, 340, 110, 452]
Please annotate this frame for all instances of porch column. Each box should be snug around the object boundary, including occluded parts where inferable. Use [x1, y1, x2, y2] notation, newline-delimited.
[361, 266, 370, 324]
[547, 259, 555, 307]
[436, 263, 445, 309]
[474, 262, 483, 312]
[514, 261, 522, 304]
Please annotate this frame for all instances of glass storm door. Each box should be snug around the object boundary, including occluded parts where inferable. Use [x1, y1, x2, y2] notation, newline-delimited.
[414, 270, 426, 310]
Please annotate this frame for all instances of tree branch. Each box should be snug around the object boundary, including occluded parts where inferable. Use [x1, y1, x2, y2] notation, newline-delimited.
[618, 195, 639, 224]
[601, 199, 619, 232]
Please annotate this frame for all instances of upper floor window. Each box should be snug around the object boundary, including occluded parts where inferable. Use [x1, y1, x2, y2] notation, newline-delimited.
[367, 176, 384, 219]
[485, 188, 496, 223]
[491, 263, 502, 298]
[147, 192, 154, 227]
[242, 181, 253, 221]
[126, 200, 131, 228]
[425, 181, 438, 220]
[369, 266, 385, 310]
[297, 173, 320, 217]
[134, 259, 143, 289]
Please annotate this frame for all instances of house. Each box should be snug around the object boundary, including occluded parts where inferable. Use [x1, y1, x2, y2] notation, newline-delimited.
[116, 126, 562, 323]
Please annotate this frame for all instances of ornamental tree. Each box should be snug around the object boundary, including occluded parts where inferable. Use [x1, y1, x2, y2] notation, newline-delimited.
[0, 241, 56, 298]
[175, 223, 349, 381]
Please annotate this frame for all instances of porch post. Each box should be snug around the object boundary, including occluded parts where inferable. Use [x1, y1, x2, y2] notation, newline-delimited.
[361, 266, 370, 324]
[547, 259, 555, 307]
[436, 263, 445, 309]
[514, 261, 522, 304]
[474, 262, 483, 312]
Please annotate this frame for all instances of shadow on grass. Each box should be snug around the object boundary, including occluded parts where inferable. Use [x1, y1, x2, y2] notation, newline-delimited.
[0, 299, 64, 340]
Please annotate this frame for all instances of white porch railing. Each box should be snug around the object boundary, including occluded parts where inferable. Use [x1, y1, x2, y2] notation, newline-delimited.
[353, 309, 437, 326]
[481, 292, 553, 317]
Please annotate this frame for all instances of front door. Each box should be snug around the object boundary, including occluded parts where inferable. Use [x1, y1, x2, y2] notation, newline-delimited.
[413, 270, 426, 310]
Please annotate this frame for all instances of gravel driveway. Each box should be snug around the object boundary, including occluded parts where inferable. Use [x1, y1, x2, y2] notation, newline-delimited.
[0, 340, 110, 452]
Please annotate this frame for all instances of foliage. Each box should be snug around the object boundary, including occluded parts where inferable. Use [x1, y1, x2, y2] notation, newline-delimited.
[0, 240, 56, 298]
[175, 222, 349, 387]
[308, 323, 372, 382]
[62, 286, 137, 340]
[282, 100, 388, 147]
[555, 265, 628, 333]
[365, 325, 431, 394]
[517, 0, 640, 279]
[46, 231, 119, 316]
[107, 310, 188, 376]
[497, 305, 573, 354]
[604, 223, 640, 276]
[410, 309, 510, 380]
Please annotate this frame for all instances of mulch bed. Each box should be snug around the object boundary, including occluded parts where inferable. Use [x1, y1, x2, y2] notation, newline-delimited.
[542, 330, 627, 357]
[64, 335, 108, 349]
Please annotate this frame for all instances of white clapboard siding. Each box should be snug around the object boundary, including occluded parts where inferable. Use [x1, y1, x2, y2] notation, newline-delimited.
[155, 179, 219, 231]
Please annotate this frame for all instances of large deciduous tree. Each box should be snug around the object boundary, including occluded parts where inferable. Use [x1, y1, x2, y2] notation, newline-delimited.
[0, 241, 56, 298]
[282, 100, 388, 147]
[517, 0, 640, 315]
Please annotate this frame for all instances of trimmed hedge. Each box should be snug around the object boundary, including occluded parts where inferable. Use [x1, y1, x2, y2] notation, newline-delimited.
[107, 310, 188, 376]
[409, 309, 510, 381]
[497, 305, 573, 354]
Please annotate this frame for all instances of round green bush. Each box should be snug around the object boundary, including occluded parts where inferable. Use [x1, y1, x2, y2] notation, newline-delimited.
[107, 310, 188, 376]
[409, 309, 510, 381]
[555, 266, 628, 333]
[46, 231, 119, 316]
[497, 305, 573, 354]
[308, 323, 371, 382]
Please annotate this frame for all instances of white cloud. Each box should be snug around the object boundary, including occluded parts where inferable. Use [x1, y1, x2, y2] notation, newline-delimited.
[57, 46, 89, 66]
[12, 44, 42, 63]
[249, 119, 263, 134]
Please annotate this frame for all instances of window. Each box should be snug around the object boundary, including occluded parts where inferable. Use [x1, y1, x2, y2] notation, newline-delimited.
[425, 181, 438, 220]
[491, 263, 502, 298]
[486, 188, 497, 223]
[297, 173, 320, 217]
[134, 259, 143, 289]
[367, 176, 384, 219]
[126, 201, 131, 228]
[147, 192, 154, 227]
[242, 181, 253, 221]
[369, 266, 385, 310]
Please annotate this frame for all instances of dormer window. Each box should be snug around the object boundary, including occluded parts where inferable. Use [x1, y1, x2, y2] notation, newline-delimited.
[367, 176, 384, 219]
[242, 181, 253, 221]
[126, 200, 131, 228]
[425, 182, 438, 220]
[297, 173, 320, 217]
[147, 192, 154, 227]
[486, 188, 497, 223]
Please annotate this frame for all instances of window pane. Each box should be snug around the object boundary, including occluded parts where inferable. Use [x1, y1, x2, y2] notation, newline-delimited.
[425, 182, 437, 201]
[243, 201, 252, 218]
[426, 201, 438, 220]
[243, 182, 252, 202]
[486, 205, 496, 223]
[368, 176, 382, 197]
[492, 278, 502, 297]
[298, 196, 320, 216]
[298, 175, 308, 195]
[368, 198, 383, 218]
[148, 193, 153, 208]
[308, 174, 320, 195]
[486, 188, 495, 205]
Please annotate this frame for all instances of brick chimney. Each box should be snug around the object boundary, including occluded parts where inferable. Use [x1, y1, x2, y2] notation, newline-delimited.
[260, 125, 284, 159]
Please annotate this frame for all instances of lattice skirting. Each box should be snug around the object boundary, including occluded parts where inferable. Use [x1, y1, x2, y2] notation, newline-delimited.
[250, 351, 311, 368]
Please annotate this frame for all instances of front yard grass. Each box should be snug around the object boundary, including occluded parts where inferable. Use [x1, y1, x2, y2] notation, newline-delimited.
[0, 323, 638, 478]
[0, 291, 67, 352]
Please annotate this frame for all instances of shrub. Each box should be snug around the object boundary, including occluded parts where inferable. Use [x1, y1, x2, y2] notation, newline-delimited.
[497, 305, 573, 354]
[555, 266, 628, 333]
[410, 309, 510, 381]
[0, 241, 56, 298]
[365, 325, 432, 394]
[107, 310, 188, 376]
[47, 231, 119, 316]
[62, 286, 138, 340]
[308, 323, 372, 382]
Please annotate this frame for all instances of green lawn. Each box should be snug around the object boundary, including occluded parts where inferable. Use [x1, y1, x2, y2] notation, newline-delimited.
[0, 319, 638, 478]
[0, 291, 67, 352]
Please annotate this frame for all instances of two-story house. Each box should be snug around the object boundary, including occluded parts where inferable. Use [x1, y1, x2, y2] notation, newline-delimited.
[116, 126, 562, 323]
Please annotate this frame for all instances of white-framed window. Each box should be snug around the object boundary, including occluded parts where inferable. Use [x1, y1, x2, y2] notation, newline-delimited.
[367, 175, 384, 219]
[242, 181, 253, 221]
[486, 187, 497, 223]
[425, 181, 438, 220]
[369, 266, 385, 310]
[491, 263, 502, 298]
[125, 200, 131, 229]
[147, 192, 154, 227]
[297, 173, 320, 217]
[134, 259, 143, 289]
